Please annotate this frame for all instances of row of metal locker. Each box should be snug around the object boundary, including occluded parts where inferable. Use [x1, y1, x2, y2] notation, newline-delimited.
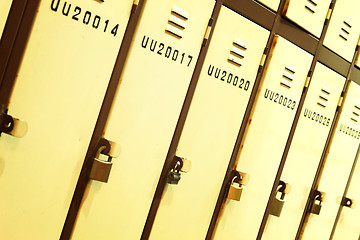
[0, 0, 360, 239]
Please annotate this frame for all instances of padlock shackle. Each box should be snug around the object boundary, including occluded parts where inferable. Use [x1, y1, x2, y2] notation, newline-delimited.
[230, 170, 242, 184]
[277, 180, 286, 193]
[172, 155, 184, 172]
[94, 138, 112, 159]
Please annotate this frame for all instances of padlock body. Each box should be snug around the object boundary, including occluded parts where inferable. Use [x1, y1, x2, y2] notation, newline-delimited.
[227, 184, 243, 201]
[269, 198, 284, 217]
[310, 202, 322, 215]
[89, 158, 113, 183]
[167, 171, 181, 185]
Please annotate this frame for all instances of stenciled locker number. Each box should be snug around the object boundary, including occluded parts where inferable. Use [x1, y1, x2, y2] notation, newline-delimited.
[261, 62, 346, 240]
[0, 0, 12, 38]
[212, 36, 313, 240]
[300, 81, 360, 240]
[148, 6, 269, 240]
[0, 0, 133, 239]
[69, 1, 215, 239]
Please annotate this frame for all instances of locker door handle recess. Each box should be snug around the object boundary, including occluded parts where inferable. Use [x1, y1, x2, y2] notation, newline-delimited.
[227, 170, 250, 201]
[89, 138, 120, 183]
[269, 180, 292, 217]
[0, 111, 28, 138]
[310, 190, 326, 215]
[167, 155, 191, 184]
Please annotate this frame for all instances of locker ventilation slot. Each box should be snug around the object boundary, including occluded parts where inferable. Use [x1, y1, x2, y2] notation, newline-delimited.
[339, 18, 352, 41]
[351, 105, 360, 122]
[305, 0, 318, 13]
[280, 64, 296, 89]
[166, 6, 189, 38]
[317, 86, 330, 108]
[228, 39, 247, 67]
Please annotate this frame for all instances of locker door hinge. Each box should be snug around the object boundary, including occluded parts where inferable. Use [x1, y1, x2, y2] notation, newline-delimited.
[337, 96, 344, 108]
[131, 0, 140, 14]
[202, 18, 214, 47]
[304, 76, 311, 88]
[259, 53, 267, 67]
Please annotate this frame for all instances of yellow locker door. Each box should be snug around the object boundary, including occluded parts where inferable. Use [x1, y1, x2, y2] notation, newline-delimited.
[148, 6, 269, 240]
[301, 81, 360, 239]
[283, 0, 331, 38]
[261, 63, 345, 240]
[70, 1, 215, 239]
[331, 151, 360, 240]
[0, 0, 12, 38]
[212, 36, 313, 240]
[0, 0, 133, 239]
[323, 0, 360, 62]
[255, 0, 280, 11]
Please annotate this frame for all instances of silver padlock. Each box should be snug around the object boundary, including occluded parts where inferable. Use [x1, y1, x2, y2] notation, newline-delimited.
[310, 199, 322, 215]
[227, 170, 249, 201]
[310, 190, 325, 215]
[89, 138, 119, 183]
[269, 180, 291, 217]
[269, 195, 285, 217]
[227, 180, 243, 201]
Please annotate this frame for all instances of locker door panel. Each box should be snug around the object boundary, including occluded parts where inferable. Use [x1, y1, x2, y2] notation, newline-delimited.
[323, 0, 360, 62]
[284, 0, 331, 38]
[0, 0, 12, 38]
[301, 81, 360, 239]
[148, 6, 269, 240]
[212, 36, 313, 240]
[71, 1, 215, 239]
[0, 0, 133, 239]
[256, 0, 280, 11]
[261, 63, 345, 240]
[332, 153, 360, 240]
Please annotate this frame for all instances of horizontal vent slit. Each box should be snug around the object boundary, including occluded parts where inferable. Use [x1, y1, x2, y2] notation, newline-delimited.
[171, 6, 189, 20]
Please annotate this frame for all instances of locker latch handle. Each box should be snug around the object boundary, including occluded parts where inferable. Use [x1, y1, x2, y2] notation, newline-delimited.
[0, 110, 28, 138]
[310, 190, 326, 215]
[227, 170, 250, 201]
[89, 138, 120, 183]
[167, 155, 191, 184]
[341, 197, 355, 209]
[269, 180, 291, 217]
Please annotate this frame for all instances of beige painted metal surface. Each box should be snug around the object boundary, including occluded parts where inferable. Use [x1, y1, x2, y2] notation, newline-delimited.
[0, 0, 12, 39]
[256, 0, 280, 11]
[261, 62, 345, 240]
[323, 0, 360, 62]
[331, 151, 360, 240]
[0, 0, 133, 239]
[283, 0, 331, 38]
[148, 6, 269, 240]
[70, 1, 215, 239]
[301, 81, 360, 239]
[212, 36, 313, 240]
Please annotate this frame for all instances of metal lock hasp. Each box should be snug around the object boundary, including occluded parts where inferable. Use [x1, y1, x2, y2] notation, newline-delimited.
[0, 110, 28, 138]
[269, 180, 291, 217]
[89, 138, 119, 183]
